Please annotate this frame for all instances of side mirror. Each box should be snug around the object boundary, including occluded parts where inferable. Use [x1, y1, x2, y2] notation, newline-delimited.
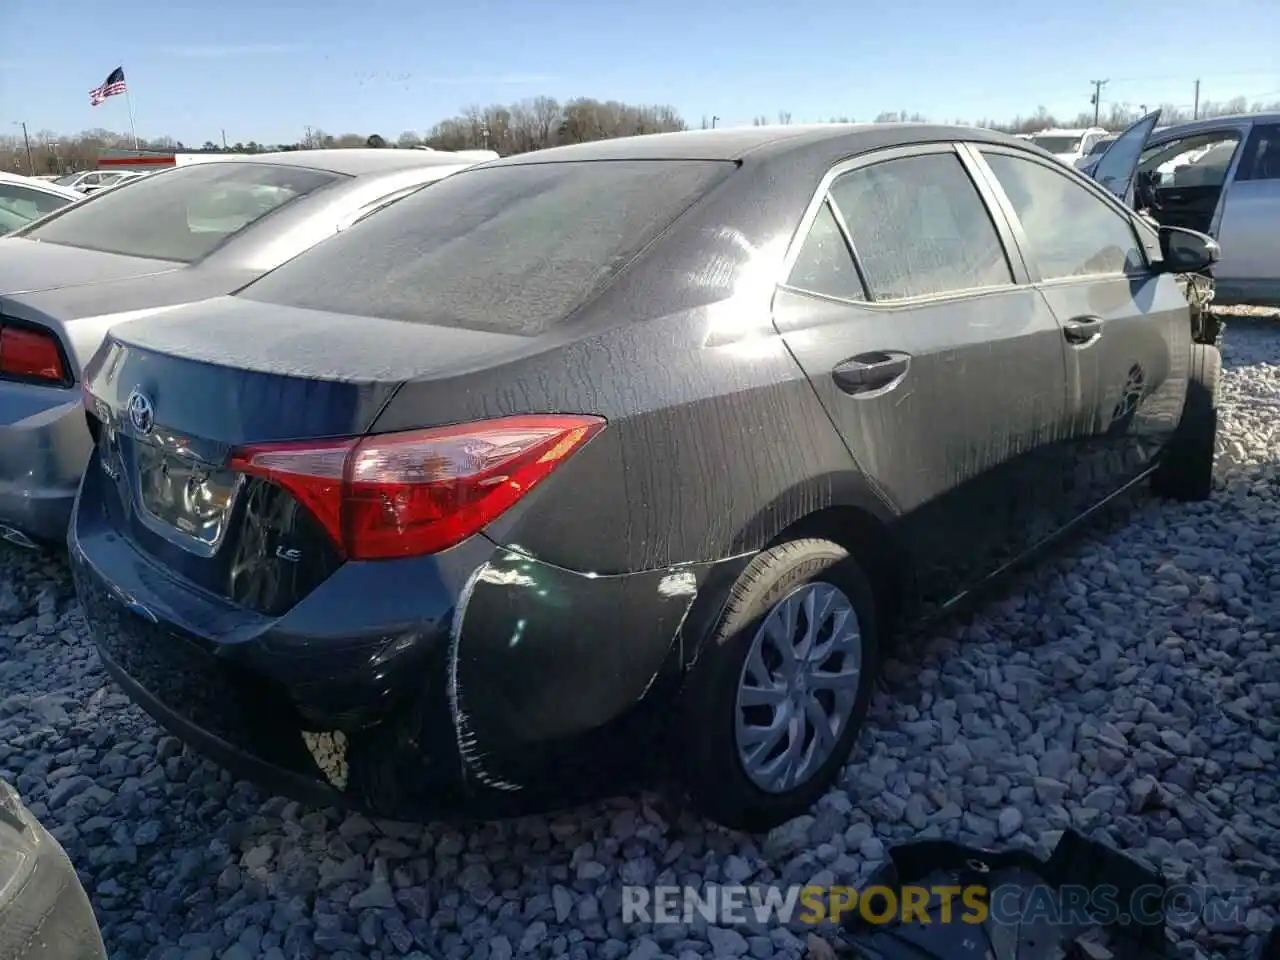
[1158, 225, 1220, 273]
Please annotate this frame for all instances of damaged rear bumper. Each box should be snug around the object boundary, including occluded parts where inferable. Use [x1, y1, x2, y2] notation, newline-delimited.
[69, 512, 747, 820]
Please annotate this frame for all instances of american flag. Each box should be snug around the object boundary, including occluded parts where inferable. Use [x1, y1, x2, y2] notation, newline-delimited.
[89, 66, 127, 106]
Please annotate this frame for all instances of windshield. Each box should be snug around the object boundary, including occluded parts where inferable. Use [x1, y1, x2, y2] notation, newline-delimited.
[242, 159, 733, 336]
[1030, 135, 1082, 154]
[53, 174, 81, 186]
[18, 162, 342, 263]
[1088, 137, 1116, 155]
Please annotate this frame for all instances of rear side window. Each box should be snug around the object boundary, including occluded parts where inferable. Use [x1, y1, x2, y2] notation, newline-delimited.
[19, 162, 341, 263]
[785, 201, 866, 301]
[829, 153, 1013, 301]
[242, 160, 733, 336]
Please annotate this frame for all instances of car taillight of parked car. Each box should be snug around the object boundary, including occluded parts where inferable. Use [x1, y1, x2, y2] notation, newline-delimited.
[228, 414, 607, 560]
[0, 323, 67, 384]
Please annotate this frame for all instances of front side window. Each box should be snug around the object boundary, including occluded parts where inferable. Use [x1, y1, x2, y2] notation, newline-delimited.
[16, 162, 342, 263]
[828, 153, 1013, 301]
[984, 152, 1144, 280]
[785, 200, 865, 301]
[0, 184, 76, 234]
[1139, 133, 1240, 187]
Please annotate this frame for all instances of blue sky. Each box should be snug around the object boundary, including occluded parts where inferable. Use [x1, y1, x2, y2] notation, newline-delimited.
[2, 0, 1277, 144]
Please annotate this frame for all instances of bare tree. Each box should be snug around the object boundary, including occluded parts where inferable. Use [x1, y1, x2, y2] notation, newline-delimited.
[6, 92, 1278, 175]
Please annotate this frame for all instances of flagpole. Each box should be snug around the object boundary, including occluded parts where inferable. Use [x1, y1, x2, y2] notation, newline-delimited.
[123, 74, 139, 150]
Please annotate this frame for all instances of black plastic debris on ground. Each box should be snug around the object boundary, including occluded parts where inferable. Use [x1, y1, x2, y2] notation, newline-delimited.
[837, 828, 1179, 959]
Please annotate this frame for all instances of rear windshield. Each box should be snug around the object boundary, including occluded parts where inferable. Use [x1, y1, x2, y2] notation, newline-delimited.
[18, 162, 342, 263]
[240, 159, 733, 336]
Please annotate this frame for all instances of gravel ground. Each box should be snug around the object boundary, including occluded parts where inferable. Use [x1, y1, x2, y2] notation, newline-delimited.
[0, 315, 1277, 960]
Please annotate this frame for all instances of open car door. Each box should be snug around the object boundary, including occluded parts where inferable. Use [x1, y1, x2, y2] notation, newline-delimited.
[1089, 109, 1162, 206]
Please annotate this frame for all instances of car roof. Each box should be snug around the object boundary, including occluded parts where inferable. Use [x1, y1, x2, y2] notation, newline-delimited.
[0, 171, 84, 199]
[481, 122, 1032, 167]
[1029, 127, 1105, 136]
[1150, 112, 1280, 140]
[181, 148, 480, 177]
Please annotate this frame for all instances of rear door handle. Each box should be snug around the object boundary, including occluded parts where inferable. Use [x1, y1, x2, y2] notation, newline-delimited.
[1062, 316, 1104, 346]
[832, 351, 911, 395]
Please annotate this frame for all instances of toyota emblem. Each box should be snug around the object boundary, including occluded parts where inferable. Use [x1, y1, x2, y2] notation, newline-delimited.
[126, 389, 155, 435]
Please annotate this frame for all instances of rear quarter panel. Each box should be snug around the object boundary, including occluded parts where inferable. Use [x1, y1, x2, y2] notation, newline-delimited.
[370, 160, 889, 575]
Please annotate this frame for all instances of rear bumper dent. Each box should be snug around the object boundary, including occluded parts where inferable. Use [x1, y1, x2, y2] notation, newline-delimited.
[70, 510, 751, 818]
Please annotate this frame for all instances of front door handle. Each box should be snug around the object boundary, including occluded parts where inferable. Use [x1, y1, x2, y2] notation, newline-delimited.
[832, 351, 911, 395]
[1063, 316, 1104, 346]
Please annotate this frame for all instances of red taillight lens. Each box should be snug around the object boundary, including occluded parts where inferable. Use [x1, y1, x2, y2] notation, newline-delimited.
[0, 326, 66, 382]
[229, 414, 606, 560]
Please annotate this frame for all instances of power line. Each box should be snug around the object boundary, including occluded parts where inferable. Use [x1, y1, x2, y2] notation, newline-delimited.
[1105, 69, 1280, 85]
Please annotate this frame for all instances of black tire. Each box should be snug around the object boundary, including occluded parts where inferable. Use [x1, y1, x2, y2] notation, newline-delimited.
[1152, 343, 1221, 502]
[0, 780, 107, 960]
[676, 538, 879, 832]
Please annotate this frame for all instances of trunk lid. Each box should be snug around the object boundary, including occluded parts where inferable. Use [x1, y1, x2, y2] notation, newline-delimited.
[80, 295, 531, 614]
[0, 237, 180, 295]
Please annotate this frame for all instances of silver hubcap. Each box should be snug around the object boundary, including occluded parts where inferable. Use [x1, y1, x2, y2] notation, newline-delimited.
[735, 581, 863, 794]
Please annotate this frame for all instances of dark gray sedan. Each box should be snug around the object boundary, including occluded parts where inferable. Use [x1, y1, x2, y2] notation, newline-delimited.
[71, 123, 1221, 831]
[0, 148, 483, 547]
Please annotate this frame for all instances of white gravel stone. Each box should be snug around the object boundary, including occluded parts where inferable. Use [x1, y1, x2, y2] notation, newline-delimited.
[0, 314, 1275, 960]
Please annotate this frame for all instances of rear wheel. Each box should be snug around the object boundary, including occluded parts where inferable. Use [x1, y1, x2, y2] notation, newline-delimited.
[676, 538, 878, 832]
[1152, 343, 1221, 502]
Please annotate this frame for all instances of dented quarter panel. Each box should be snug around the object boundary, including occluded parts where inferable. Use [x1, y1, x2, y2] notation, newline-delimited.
[446, 545, 751, 793]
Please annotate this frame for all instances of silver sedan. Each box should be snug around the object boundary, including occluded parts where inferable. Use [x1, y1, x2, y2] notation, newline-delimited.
[0, 148, 486, 547]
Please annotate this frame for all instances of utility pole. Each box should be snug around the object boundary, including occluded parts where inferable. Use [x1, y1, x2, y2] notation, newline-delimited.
[221, 129, 228, 149]
[1193, 79, 1201, 120]
[1090, 79, 1108, 127]
[12, 122, 34, 175]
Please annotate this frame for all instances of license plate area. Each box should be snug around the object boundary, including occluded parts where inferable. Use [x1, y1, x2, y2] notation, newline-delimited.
[134, 442, 243, 557]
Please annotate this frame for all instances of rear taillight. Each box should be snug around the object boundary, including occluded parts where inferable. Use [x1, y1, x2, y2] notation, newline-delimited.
[0, 325, 66, 383]
[229, 414, 606, 560]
